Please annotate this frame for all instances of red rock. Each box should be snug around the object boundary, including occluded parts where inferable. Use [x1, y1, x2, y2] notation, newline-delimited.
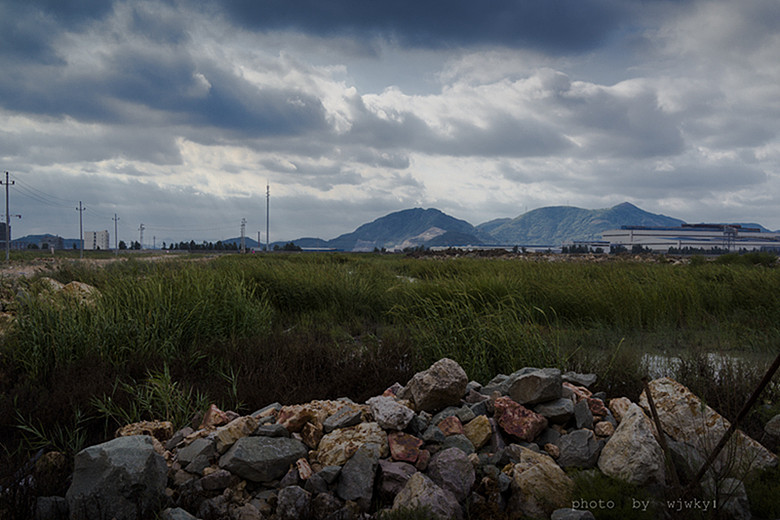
[493, 396, 548, 442]
[562, 382, 591, 403]
[437, 416, 464, 436]
[200, 404, 229, 429]
[587, 398, 607, 417]
[388, 431, 423, 463]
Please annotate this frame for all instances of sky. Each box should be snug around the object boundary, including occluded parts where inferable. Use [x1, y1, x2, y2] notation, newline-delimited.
[2, 0, 780, 246]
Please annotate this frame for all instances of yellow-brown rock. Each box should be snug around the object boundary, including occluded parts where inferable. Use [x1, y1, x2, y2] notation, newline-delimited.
[594, 421, 615, 437]
[215, 415, 259, 454]
[463, 415, 491, 450]
[608, 397, 632, 423]
[115, 420, 174, 442]
[301, 420, 324, 449]
[506, 446, 573, 518]
[317, 422, 388, 466]
[278, 400, 355, 433]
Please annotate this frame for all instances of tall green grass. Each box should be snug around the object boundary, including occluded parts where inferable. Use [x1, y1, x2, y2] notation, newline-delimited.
[1, 253, 779, 478]
[9, 261, 273, 381]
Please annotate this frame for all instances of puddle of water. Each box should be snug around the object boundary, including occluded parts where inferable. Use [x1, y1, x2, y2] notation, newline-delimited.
[641, 351, 775, 379]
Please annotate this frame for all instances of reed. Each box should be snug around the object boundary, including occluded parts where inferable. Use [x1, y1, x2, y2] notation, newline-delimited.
[1, 252, 778, 487]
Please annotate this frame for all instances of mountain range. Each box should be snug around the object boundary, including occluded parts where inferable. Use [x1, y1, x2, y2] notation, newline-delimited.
[283, 202, 688, 251]
[15, 202, 773, 251]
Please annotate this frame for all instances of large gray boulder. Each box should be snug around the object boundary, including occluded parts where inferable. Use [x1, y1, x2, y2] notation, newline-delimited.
[598, 403, 665, 486]
[507, 368, 563, 405]
[367, 396, 415, 431]
[66, 435, 167, 520]
[392, 472, 462, 520]
[426, 447, 475, 502]
[398, 358, 468, 412]
[218, 436, 307, 483]
[336, 444, 379, 511]
[378, 459, 417, 502]
[556, 429, 602, 469]
[552, 508, 596, 520]
[176, 437, 216, 475]
[534, 398, 575, 424]
[765, 414, 780, 437]
[276, 485, 311, 520]
[159, 508, 200, 520]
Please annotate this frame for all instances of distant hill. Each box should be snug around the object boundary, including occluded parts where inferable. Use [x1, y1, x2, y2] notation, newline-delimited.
[22, 203, 776, 252]
[478, 202, 686, 245]
[324, 208, 490, 251]
[222, 237, 259, 248]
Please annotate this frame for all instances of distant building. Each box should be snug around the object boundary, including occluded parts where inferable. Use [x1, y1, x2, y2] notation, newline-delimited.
[602, 224, 780, 253]
[11, 234, 64, 250]
[84, 230, 110, 250]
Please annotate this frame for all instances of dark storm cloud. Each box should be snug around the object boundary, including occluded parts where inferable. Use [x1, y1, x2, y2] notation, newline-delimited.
[0, 1, 114, 64]
[216, 0, 632, 53]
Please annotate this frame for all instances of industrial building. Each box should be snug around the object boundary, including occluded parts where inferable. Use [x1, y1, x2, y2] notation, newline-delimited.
[601, 224, 780, 253]
[84, 230, 110, 250]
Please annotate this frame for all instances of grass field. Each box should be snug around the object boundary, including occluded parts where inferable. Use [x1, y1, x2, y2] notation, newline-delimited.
[0, 251, 778, 482]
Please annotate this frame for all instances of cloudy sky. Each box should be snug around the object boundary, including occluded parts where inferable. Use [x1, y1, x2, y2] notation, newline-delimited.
[2, 0, 779, 245]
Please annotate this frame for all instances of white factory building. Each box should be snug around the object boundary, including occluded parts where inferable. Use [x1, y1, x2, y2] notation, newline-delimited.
[84, 230, 110, 250]
[601, 224, 780, 253]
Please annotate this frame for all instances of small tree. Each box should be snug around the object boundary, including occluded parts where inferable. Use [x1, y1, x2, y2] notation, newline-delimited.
[282, 242, 302, 251]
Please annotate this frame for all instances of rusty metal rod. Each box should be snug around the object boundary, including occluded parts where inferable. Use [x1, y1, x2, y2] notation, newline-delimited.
[642, 376, 681, 489]
[685, 350, 780, 493]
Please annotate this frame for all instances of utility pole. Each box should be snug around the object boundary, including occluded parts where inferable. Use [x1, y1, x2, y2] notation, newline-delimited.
[113, 213, 120, 255]
[266, 182, 270, 252]
[153, 236, 156, 250]
[138, 223, 145, 250]
[76, 201, 85, 259]
[2, 172, 15, 261]
[240, 218, 246, 253]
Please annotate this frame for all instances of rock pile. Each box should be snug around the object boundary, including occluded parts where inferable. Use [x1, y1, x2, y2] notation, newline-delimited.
[36, 358, 778, 520]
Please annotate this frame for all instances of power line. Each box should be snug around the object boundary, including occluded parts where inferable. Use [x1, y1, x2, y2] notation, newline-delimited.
[12, 177, 74, 208]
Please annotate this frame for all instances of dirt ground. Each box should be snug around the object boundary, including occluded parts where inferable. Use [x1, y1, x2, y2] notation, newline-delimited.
[0, 254, 186, 280]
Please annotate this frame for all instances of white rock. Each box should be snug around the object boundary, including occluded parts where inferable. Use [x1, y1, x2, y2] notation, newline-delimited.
[598, 403, 665, 485]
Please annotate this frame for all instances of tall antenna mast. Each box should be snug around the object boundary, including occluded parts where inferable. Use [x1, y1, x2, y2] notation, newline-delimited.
[113, 213, 120, 255]
[266, 182, 270, 252]
[76, 201, 85, 259]
[240, 218, 247, 253]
